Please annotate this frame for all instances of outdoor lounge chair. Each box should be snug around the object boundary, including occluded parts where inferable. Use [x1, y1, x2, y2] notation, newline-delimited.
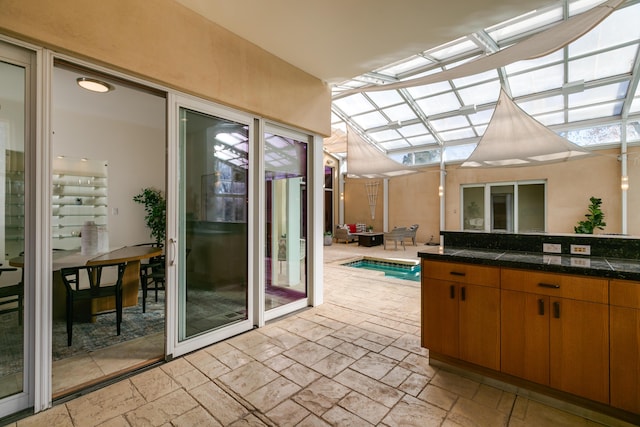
[404, 224, 419, 246]
[384, 227, 407, 250]
[335, 226, 358, 244]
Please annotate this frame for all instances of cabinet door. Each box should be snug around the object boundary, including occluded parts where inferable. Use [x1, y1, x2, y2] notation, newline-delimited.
[549, 298, 609, 404]
[422, 278, 458, 358]
[459, 284, 500, 370]
[610, 305, 640, 413]
[501, 290, 549, 384]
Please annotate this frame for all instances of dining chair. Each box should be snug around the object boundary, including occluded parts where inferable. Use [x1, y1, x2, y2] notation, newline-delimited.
[0, 266, 23, 325]
[59, 261, 127, 346]
[140, 255, 165, 313]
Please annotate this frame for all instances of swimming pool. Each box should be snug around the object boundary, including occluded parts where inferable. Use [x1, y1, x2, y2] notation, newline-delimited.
[343, 258, 420, 282]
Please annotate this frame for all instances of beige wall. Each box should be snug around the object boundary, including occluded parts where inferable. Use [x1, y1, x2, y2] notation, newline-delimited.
[0, 0, 330, 137]
[343, 146, 640, 241]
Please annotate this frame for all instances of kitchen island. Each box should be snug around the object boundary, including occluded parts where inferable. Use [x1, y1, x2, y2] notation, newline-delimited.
[419, 231, 640, 424]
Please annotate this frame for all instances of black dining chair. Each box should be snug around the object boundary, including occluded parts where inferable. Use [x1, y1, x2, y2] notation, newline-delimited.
[0, 266, 23, 325]
[59, 261, 127, 346]
[140, 255, 165, 313]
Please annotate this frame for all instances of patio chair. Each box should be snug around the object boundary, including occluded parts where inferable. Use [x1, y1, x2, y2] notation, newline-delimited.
[404, 224, 419, 246]
[384, 227, 407, 250]
[335, 226, 358, 244]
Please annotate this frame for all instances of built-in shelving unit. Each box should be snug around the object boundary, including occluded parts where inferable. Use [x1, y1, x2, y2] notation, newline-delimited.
[52, 158, 108, 250]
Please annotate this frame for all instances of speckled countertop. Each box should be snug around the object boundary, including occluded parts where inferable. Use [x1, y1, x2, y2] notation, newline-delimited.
[418, 248, 640, 282]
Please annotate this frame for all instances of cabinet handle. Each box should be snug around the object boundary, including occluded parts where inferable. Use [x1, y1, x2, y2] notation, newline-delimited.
[450, 271, 466, 277]
[538, 282, 560, 289]
[538, 299, 545, 316]
[553, 301, 560, 318]
[449, 285, 455, 299]
[461, 286, 466, 301]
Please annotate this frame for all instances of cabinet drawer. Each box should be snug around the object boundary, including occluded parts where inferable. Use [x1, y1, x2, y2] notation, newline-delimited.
[422, 260, 499, 287]
[610, 280, 640, 309]
[501, 268, 608, 303]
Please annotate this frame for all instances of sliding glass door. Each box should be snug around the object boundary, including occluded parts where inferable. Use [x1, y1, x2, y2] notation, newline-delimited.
[171, 97, 253, 355]
[0, 40, 34, 416]
[264, 127, 308, 318]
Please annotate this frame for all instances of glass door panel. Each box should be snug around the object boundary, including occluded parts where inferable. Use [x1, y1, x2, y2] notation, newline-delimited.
[264, 132, 307, 312]
[178, 107, 250, 341]
[0, 44, 31, 416]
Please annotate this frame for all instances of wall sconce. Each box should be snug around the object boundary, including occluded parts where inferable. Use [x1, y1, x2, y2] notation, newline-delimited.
[438, 185, 444, 197]
[340, 192, 344, 200]
[621, 176, 629, 191]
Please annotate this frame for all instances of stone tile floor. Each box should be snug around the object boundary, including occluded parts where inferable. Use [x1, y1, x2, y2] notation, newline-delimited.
[9, 243, 638, 426]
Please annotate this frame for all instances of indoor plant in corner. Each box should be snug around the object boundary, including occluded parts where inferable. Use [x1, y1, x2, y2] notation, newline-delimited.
[574, 196, 606, 234]
[133, 187, 166, 245]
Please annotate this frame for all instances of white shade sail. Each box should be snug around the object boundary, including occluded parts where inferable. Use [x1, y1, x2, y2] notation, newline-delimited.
[346, 125, 419, 178]
[335, 0, 623, 99]
[461, 89, 592, 167]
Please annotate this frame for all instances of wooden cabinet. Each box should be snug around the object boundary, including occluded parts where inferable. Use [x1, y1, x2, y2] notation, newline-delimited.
[422, 260, 500, 370]
[610, 279, 640, 413]
[501, 268, 609, 404]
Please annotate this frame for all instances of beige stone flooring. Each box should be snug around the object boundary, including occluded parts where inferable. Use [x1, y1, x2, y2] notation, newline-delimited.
[8, 242, 638, 426]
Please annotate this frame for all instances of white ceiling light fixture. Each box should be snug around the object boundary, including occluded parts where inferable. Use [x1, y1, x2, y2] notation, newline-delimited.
[76, 77, 113, 93]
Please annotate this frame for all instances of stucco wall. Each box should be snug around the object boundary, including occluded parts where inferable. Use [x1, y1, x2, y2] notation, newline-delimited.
[343, 146, 639, 242]
[0, 0, 330, 136]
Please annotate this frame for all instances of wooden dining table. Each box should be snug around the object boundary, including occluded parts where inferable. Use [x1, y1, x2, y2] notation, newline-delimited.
[10, 245, 163, 321]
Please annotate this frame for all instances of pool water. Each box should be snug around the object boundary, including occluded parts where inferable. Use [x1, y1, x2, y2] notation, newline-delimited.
[344, 259, 421, 282]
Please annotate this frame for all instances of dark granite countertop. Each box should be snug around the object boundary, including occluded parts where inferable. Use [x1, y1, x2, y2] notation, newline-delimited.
[418, 248, 640, 282]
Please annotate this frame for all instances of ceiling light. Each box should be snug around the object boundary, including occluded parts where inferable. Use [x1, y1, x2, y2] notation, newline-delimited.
[76, 77, 113, 93]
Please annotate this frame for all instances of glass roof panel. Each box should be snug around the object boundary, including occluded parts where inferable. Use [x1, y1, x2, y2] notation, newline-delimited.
[333, 93, 375, 115]
[430, 116, 471, 132]
[429, 38, 479, 61]
[369, 129, 402, 142]
[379, 139, 411, 150]
[366, 90, 404, 108]
[504, 50, 564, 74]
[628, 97, 640, 114]
[517, 95, 564, 115]
[383, 104, 418, 122]
[406, 80, 453, 99]
[378, 55, 432, 76]
[562, 122, 621, 145]
[508, 63, 565, 97]
[407, 134, 437, 146]
[569, 0, 608, 16]
[443, 143, 476, 162]
[398, 123, 429, 138]
[451, 69, 500, 88]
[568, 101, 623, 122]
[569, 4, 640, 57]
[568, 82, 629, 108]
[439, 128, 477, 141]
[351, 111, 390, 130]
[474, 124, 488, 135]
[416, 92, 462, 116]
[568, 44, 638, 82]
[468, 109, 495, 125]
[533, 111, 566, 126]
[626, 120, 640, 142]
[457, 80, 502, 106]
[487, 6, 563, 44]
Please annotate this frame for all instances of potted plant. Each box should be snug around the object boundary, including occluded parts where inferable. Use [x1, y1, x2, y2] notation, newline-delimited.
[133, 187, 166, 244]
[324, 231, 333, 246]
[367, 225, 374, 232]
[574, 196, 606, 234]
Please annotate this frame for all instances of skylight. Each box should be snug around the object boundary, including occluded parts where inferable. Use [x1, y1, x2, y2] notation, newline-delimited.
[329, 0, 640, 168]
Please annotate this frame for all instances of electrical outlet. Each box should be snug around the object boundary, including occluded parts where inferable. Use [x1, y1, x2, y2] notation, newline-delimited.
[570, 244, 591, 255]
[543, 243, 561, 253]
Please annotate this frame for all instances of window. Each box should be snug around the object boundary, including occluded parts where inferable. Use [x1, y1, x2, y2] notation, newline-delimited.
[461, 181, 546, 233]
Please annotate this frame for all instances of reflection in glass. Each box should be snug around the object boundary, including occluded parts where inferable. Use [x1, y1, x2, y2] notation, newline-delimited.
[265, 133, 307, 311]
[0, 60, 25, 398]
[179, 108, 248, 340]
